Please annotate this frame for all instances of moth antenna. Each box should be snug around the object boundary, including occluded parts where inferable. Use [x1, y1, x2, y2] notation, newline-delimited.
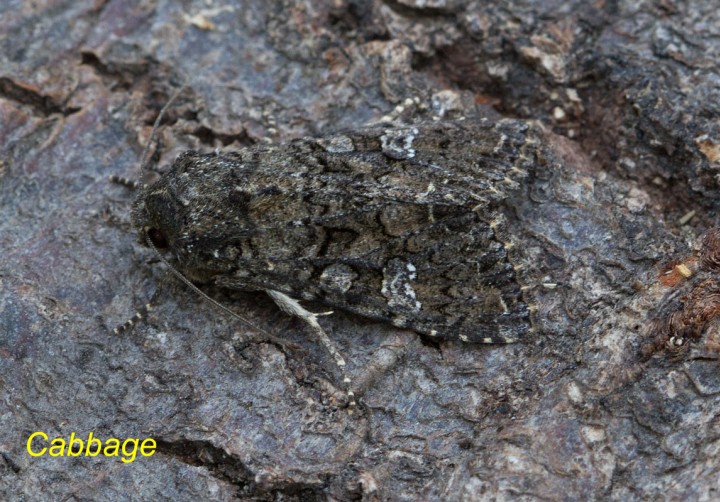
[115, 83, 357, 410]
[109, 84, 189, 190]
[146, 235, 356, 410]
[144, 233, 274, 339]
[145, 234, 356, 410]
[139, 83, 189, 173]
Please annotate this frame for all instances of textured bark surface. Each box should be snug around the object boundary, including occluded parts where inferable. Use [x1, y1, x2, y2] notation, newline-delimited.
[2, 0, 719, 500]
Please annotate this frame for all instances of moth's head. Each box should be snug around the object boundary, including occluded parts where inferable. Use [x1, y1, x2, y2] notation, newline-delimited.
[130, 176, 182, 253]
[130, 151, 251, 280]
[132, 152, 227, 280]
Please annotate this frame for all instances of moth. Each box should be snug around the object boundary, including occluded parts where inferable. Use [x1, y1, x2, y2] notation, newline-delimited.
[114, 104, 537, 407]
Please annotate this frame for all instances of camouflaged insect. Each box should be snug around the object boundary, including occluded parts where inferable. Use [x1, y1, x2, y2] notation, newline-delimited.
[128, 118, 537, 346]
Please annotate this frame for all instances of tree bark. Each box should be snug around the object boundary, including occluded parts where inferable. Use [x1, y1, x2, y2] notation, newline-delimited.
[1, 0, 719, 499]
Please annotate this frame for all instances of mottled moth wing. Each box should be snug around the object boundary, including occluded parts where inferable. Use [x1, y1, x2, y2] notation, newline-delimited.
[132, 119, 536, 343]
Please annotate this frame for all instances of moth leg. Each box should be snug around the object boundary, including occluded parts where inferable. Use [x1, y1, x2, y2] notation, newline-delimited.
[112, 302, 154, 335]
[109, 174, 146, 190]
[266, 290, 356, 410]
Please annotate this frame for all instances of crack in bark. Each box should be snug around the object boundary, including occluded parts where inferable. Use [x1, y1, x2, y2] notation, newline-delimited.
[0, 77, 79, 117]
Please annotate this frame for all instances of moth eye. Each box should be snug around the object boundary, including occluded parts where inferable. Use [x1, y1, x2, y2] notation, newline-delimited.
[147, 228, 169, 249]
